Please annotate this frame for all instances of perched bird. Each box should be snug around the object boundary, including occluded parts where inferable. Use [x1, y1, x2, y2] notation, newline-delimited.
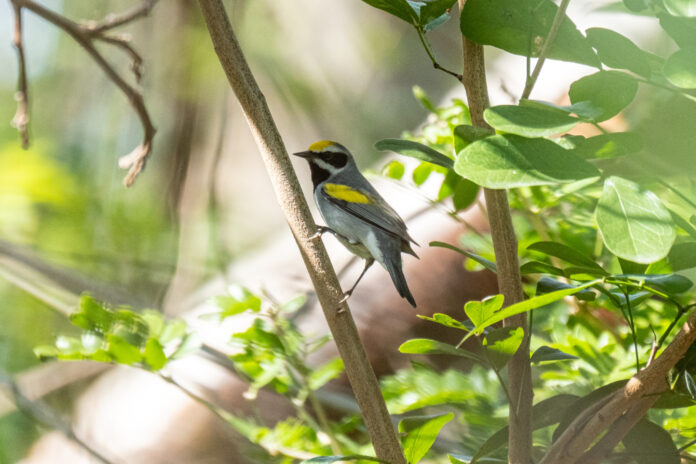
[293, 140, 418, 307]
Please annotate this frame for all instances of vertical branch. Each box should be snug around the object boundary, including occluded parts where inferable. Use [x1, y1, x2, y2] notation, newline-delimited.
[458, 2, 532, 463]
[195, 1, 405, 462]
[10, 0, 30, 148]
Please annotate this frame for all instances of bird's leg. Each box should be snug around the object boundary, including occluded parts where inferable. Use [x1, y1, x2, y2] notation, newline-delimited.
[338, 258, 375, 307]
[310, 226, 359, 245]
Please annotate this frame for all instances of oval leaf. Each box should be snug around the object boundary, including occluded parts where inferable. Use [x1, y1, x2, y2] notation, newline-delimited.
[664, 48, 696, 89]
[483, 326, 524, 369]
[659, 12, 696, 48]
[465, 295, 505, 328]
[455, 135, 600, 188]
[460, 0, 599, 67]
[400, 413, 454, 464]
[484, 105, 579, 137]
[596, 176, 676, 263]
[586, 27, 652, 77]
[569, 71, 638, 122]
[622, 419, 680, 464]
[375, 139, 453, 169]
[399, 338, 484, 363]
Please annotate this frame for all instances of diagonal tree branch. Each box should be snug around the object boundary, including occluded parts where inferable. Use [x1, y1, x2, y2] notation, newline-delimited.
[196, 1, 406, 462]
[11, 0, 158, 186]
[541, 308, 696, 464]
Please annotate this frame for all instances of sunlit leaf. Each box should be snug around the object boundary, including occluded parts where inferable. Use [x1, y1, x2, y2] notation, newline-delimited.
[460, 0, 599, 66]
[664, 48, 696, 89]
[586, 27, 651, 77]
[483, 327, 524, 369]
[569, 71, 638, 121]
[399, 413, 454, 464]
[664, 0, 696, 17]
[399, 339, 485, 363]
[308, 358, 344, 390]
[144, 338, 167, 371]
[465, 295, 504, 328]
[455, 135, 600, 188]
[375, 139, 453, 169]
[383, 160, 406, 180]
[484, 105, 578, 137]
[596, 176, 676, 263]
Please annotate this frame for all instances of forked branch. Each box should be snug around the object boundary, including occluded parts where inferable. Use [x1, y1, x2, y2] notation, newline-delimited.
[10, 0, 158, 186]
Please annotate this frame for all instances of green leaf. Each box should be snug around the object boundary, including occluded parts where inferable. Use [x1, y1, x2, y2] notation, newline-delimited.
[214, 287, 262, 318]
[301, 455, 387, 464]
[474, 279, 602, 332]
[413, 85, 437, 113]
[585, 27, 651, 77]
[470, 394, 578, 463]
[527, 241, 605, 271]
[659, 12, 696, 48]
[568, 132, 644, 159]
[536, 277, 596, 301]
[519, 261, 564, 276]
[455, 135, 600, 189]
[453, 124, 493, 153]
[307, 358, 344, 390]
[619, 273, 693, 294]
[569, 71, 638, 122]
[419, 0, 457, 29]
[622, 419, 680, 464]
[359, 0, 417, 23]
[519, 99, 604, 120]
[668, 242, 696, 270]
[417, 313, 469, 331]
[383, 160, 406, 180]
[483, 327, 524, 369]
[596, 176, 676, 263]
[465, 295, 505, 328]
[530, 346, 578, 364]
[412, 163, 434, 186]
[375, 139, 453, 169]
[453, 178, 479, 211]
[664, 0, 696, 17]
[430, 241, 497, 273]
[107, 334, 142, 365]
[399, 338, 485, 363]
[399, 413, 454, 464]
[460, 0, 599, 67]
[484, 105, 579, 137]
[664, 48, 696, 89]
[144, 338, 167, 371]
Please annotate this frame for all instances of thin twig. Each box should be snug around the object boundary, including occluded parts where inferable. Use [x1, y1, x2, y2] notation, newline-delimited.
[83, 0, 158, 34]
[415, 27, 463, 81]
[10, 0, 30, 148]
[521, 0, 572, 100]
[13, 0, 158, 186]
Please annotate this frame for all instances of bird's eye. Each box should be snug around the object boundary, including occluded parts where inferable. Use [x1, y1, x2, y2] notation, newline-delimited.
[324, 152, 348, 168]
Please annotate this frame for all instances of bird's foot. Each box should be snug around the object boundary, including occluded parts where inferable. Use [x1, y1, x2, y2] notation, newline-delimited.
[310, 226, 359, 245]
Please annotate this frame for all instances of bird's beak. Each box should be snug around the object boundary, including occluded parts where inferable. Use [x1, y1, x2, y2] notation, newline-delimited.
[292, 150, 315, 159]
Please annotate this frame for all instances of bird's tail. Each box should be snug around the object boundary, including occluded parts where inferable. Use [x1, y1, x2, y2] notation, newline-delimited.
[385, 258, 416, 307]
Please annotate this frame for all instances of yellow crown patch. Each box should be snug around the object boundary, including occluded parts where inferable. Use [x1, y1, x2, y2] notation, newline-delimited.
[308, 140, 337, 152]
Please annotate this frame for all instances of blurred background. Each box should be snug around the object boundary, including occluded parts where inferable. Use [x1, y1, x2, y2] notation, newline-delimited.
[0, 1, 681, 462]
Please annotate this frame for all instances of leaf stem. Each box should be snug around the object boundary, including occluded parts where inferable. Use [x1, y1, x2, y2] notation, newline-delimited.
[415, 27, 463, 81]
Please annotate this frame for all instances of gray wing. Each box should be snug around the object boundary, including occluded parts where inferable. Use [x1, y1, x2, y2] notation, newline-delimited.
[320, 183, 417, 245]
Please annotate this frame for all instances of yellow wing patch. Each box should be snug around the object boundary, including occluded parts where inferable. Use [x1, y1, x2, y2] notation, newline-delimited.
[308, 140, 337, 152]
[324, 183, 372, 204]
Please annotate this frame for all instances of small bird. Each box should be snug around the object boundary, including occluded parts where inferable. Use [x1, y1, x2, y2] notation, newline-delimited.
[293, 140, 418, 307]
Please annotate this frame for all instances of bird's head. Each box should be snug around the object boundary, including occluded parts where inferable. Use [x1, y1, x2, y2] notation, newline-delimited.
[293, 141, 357, 187]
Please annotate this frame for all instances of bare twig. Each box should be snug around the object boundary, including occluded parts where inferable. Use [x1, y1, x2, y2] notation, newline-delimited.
[83, 0, 158, 35]
[0, 368, 113, 464]
[521, 0, 572, 100]
[10, 0, 30, 148]
[458, 2, 531, 463]
[12, 0, 158, 186]
[196, 1, 406, 462]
